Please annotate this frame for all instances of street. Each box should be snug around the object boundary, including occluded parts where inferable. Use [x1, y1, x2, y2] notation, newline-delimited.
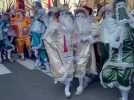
[0, 60, 133, 100]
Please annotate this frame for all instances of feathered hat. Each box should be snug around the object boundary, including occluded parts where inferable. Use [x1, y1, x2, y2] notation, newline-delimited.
[82, 6, 93, 15]
[74, 7, 89, 17]
[60, 9, 73, 19]
[98, 4, 113, 17]
[48, 7, 59, 16]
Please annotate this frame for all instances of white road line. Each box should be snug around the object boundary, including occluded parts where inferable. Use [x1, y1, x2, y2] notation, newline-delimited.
[16, 59, 53, 77]
[17, 59, 35, 70]
[0, 64, 12, 75]
[39, 69, 53, 77]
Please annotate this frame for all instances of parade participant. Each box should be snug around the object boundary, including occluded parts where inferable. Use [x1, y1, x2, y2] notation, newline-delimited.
[74, 7, 98, 95]
[9, 9, 17, 40]
[6, 10, 16, 52]
[7, 26, 16, 47]
[100, 0, 134, 100]
[46, 8, 59, 26]
[59, 10, 76, 97]
[83, 6, 101, 80]
[43, 9, 75, 97]
[13, 9, 32, 60]
[98, 4, 118, 70]
[10, 9, 18, 35]
[0, 14, 3, 63]
[0, 13, 14, 63]
[30, 8, 49, 70]
[34, 0, 47, 26]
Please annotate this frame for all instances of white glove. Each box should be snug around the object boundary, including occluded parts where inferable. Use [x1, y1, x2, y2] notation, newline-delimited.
[110, 37, 122, 49]
[88, 35, 94, 43]
[81, 35, 93, 43]
[3, 28, 8, 32]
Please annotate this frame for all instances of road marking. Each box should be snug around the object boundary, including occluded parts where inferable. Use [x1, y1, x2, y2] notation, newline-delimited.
[17, 59, 35, 70]
[0, 64, 12, 75]
[17, 59, 53, 77]
[39, 68, 53, 77]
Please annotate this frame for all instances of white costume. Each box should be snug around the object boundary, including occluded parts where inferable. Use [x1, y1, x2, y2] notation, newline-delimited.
[99, 1, 134, 100]
[43, 10, 75, 97]
[99, 6, 122, 48]
[74, 8, 98, 95]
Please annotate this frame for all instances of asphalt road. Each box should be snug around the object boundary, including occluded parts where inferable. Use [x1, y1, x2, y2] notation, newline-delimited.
[0, 61, 133, 100]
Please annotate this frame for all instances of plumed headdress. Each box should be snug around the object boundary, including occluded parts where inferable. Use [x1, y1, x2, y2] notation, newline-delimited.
[75, 7, 89, 17]
[82, 6, 93, 15]
[98, 4, 113, 17]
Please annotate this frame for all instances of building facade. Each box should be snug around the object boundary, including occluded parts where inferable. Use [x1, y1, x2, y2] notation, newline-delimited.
[0, 0, 134, 13]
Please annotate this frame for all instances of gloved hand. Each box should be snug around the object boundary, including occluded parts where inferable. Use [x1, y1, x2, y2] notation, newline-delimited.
[81, 35, 95, 43]
[110, 37, 122, 49]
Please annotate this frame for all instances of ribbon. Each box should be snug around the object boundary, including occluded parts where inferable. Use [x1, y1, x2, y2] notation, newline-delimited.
[64, 35, 68, 52]
[48, 0, 51, 9]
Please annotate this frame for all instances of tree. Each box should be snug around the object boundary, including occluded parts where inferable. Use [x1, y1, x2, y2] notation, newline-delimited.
[0, 0, 15, 13]
[52, 0, 58, 7]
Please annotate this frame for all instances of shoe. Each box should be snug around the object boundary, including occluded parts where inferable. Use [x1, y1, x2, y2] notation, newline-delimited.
[65, 86, 71, 98]
[75, 86, 84, 95]
[20, 56, 25, 61]
[8, 59, 15, 63]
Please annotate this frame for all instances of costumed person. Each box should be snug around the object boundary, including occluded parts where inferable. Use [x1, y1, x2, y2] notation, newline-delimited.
[0, 13, 14, 63]
[0, 14, 3, 63]
[7, 25, 16, 49]
[9, 9, 17, 46]
[34, 0, 47, 25]
[43, 9, 75, 98]
[59, 10, 76, 97]
[100, 0, 134, 100]
[83, 6, 101, 82]
[10, 9, 18, 36]
[46, 8, 59, 27]
[30, 7, 49, 70]
[98, 4, 115, 70]
[13, 9, 32, 60]
[74, 7, 98, 95]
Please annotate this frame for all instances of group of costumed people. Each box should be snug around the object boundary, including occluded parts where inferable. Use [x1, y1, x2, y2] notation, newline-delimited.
[0, 0, 134, 100]
[0, 2, 49, 68]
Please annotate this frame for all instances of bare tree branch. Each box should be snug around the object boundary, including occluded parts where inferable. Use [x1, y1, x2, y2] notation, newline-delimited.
[64, 0, 65, 5]
[68, 0, 70, 4]
[77, 0, 81, 8]
[52, 0, 54, 4]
